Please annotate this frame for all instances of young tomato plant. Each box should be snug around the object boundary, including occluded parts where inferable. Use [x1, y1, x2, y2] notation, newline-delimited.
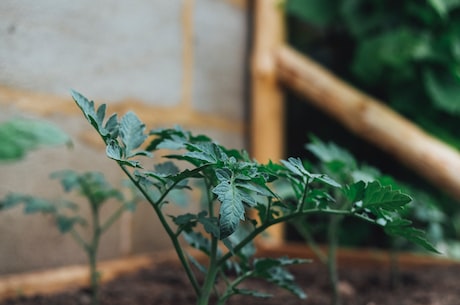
[71, 91, 435, 305]
[0, 170, 139, 305]
[289, 136, 439, 305]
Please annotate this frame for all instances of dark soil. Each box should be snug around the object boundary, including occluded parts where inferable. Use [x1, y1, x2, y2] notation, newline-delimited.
[2, 260, 459, 305]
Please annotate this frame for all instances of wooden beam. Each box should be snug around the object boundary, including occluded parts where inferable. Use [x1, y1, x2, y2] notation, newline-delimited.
[250, 0, 285, 243]
[276, 45, 460, 202]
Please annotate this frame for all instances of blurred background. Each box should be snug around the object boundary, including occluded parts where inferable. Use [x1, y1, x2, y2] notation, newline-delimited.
[0, 0, 247, 274]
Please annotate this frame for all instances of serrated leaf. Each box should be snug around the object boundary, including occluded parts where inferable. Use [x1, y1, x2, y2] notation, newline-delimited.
[106, 140, 141, 168]
[147, 127, 191, 151]
[172, 213, 198, 226]
[182, 231, 211, 255]
[253, 257, 309, 299]
[154, 162, 180, 176]
[119, 112, 149, 158]
[344, 181, 366, 203]
[106, 140, 123, 161]
[306, 136, 356, 166]
[198, 214, 220, 238]
[310, 173, 342, 188]
[281, 157, 308, 177]
[104, 113, 119, 138]
[235, 181, 273, 198]
[185, 142, 226, 164]
[213, 179, 246, 239]
[385, 219, 440, 253]
[362, 181, 411, 211]
[71, 90, 105, 135]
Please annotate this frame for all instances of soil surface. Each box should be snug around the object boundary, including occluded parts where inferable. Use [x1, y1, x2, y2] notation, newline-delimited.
[2, 260, 459, 305]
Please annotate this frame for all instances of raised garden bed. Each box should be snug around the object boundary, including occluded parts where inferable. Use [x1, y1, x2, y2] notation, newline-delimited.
[1, 244, 458, 305]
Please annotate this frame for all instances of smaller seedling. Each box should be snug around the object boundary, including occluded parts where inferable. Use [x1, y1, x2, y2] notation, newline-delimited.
[290, 136, 440, 305]
[0, 170, 139, 305]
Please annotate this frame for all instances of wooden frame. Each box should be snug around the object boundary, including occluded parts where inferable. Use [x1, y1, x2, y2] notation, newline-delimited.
[250, 0, 460, 242]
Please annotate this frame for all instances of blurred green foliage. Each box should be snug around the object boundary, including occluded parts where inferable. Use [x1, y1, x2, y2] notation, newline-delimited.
[285, 0, 460, 148]
[0, 117, 70, 162]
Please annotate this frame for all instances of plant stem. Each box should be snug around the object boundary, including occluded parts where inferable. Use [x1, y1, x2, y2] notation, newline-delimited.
[119, 165, 201, 295]
[100, 204, 127, 234]
[197, 235, 219, 305]
[81, 179, 102, 305]
[217, 207, 351, 266]
[217, 270, 254, 305]
[327, 215, 342, 305]
[292, 220, 327, 264]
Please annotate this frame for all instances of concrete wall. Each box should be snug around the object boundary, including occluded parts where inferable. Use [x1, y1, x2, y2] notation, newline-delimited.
[0, 0, 248, 275]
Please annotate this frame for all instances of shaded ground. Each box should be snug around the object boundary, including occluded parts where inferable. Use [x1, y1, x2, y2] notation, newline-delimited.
[2, 260, 459, 305]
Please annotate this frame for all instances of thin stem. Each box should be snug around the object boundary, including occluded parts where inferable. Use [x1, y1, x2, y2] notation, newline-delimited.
[69, 228, 89, 251]
[298, 178, 311, 212]
[328, 215, 342, 305]
[217, 207, 352, 266]
[100, 204, 127, 234]
[196, 177, 220, 305]
[217, 270, 255, 305]
[197, 234, 219, 305]
[83, 180, 103, 305]
[119, 165, 201, 296]
[292, 220, 327, 263]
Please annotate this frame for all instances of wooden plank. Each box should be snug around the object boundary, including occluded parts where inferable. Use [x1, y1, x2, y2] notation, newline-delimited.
[276, 45, 460, 201]
[250, 0, 285, 243]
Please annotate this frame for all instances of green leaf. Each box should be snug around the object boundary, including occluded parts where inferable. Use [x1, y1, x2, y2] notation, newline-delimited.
[306, 136, 356, 167]
[56, 215, 86, 233]
[17, 195, 56, 214]
[213, 178, 246, 239]
[233, 289, 272, 298]
[352, 28, 426, 85]
[185, 142, 226, 164]
[281, 157, 308, 177]
[106, 140, 141, 168]
[310, 173, 342, 188]
[71, 90, 123, 143]
[385, 219, 440, 253]
[198, 214, 220, 238]
[50, 170, 81, 192]
[253, 257, 309, 299]
[428, 0, 460, 18]
[344, 181, 366, 204]
[119, 112, 149, 158]
[282, 157, 340, 188]
[362, 181, 412, 212]
[182, 231, 212, 255]
[285, 0, 337, 27]
[71, 90, 106, 136]
[0, 118, 70, 162]
[423, 68, 460, 114]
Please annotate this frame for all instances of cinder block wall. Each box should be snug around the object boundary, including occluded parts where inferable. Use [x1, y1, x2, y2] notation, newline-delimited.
[0, 0, 248, 275]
